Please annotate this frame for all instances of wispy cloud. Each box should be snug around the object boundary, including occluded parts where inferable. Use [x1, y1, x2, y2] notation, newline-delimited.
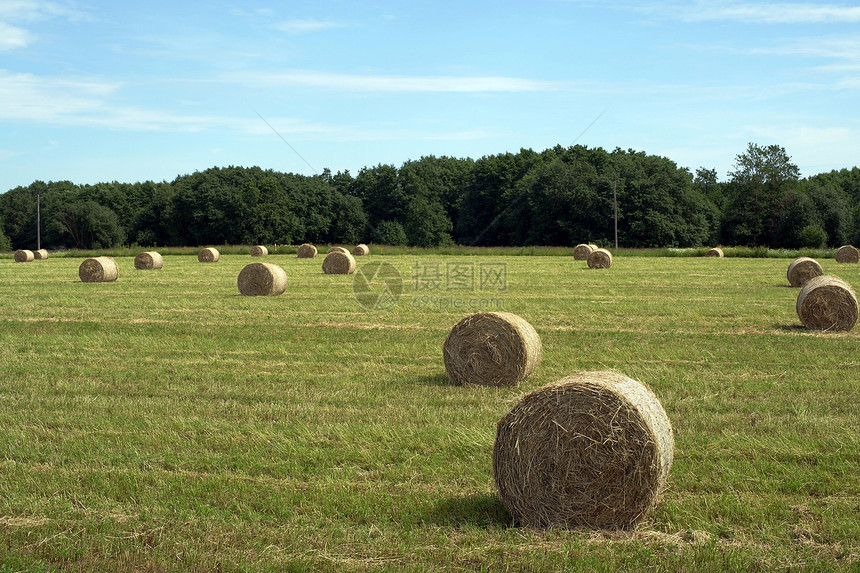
[272, 18, 349, 34]
[232, 70, 560, 92]
[0, 22, 29, 49]
[0, 0, 96, 22]
[640, 1, 860, 24]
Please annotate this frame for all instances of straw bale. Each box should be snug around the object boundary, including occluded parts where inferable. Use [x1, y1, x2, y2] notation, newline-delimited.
[134, 251, 163, 270]
[250, 245, 268, 257]
[587, 248, 613, 269]
[493, 371, 674, 529]
[237, 262, 287, 296]
[835, 245, 859, 264]
[14, 250, 34, 263]
[297, 243, 318, 258]
[787, 257, 823, 287]
[573, 244, 593, 260]
[353, 244, 370, 256]
[322, 251, 356, 274]
[443, 311, 541, 387]
[705, 247, 724, 258]
[79, 256, 118, 283]
[796, 274, 858, 331]
[328, 246, 350, 255]
[33, 249, 49, 260]
[198, 247, 220, 263]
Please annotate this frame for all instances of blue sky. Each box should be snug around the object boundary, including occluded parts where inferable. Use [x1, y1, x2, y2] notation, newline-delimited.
[1, 0, 859, 192]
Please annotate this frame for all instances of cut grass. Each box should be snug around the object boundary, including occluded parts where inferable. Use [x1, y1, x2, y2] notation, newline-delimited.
[0, 253, 858, 571]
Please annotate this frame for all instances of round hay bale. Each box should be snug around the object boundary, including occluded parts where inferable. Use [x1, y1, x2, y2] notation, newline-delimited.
[33, 249, 49, 260]
[297, 243, 318, 258]
[250, 245, 268, 257]
[493, 371, 674, 530]
[787, 257, 823, 287]
[587, 248, 613, 269]
[14, 250, 34, 263]
[328, 246, 350, 255]
[134, 251, 163, 270]
[237, 262, 287, 296]
[79, 256, 118, 283]
[198, 247, 220, 263]
[443, 311, 541, 387]
[322, 251, 356, 274]
[705, 247, 724, 258]
[796, 274, 858, 331]
[353, 243, 370, 256]
[835, 245, 859, 264]
[573, 244, 593, 260]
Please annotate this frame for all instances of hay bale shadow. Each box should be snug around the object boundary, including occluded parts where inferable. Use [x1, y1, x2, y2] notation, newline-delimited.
[774, 324, 805, 332]
[414, 374, 449, 387]
[424, 493, 512, 528]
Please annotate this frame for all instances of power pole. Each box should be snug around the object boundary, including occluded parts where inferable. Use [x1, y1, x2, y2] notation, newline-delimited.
[36, 192, 41, 251]
[613, 179, 618, 249]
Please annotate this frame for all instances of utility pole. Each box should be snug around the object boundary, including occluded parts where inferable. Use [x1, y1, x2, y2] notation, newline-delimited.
[613, 179, 618, 249]
[36, 192, 41, 251]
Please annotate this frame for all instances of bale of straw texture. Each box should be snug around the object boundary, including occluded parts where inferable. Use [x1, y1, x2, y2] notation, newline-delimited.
[79, 256, 118, 283]
[796, 274, 858, 332]
[134, 251, 163, 270]
[14, 250, 34, 263]
[587, 248, 613, 269]
[297, 243, 318, 258]
[787, 257, 823, 287]
[237, 262, 288, 296]
[250, 245, 268, 257]
[573, 244, 593, 260]
[835, 245, 860, 264]
[327, 246, 350, 255]
[33, 249, 49, 260]
[198, 247, 220, 263]
[353, 243, 370, 256]
[322, 251, 356, 274]
[493, 370, 674, 530]
[706, 247, 724, 258]
[443, 311, 542, 387]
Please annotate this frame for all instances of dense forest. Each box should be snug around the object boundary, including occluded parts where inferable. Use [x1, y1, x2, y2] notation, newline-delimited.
[1, 142, 858, 251]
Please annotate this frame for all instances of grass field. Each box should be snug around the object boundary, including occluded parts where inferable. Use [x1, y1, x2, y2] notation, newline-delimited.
[0, 252, 858, 572]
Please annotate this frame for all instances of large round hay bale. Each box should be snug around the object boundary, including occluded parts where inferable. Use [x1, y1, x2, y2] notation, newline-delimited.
[322, 251, 356, 274]
[796, 275, 858, 332]
[787, 257, 823, 287]
[237, 262, 287, 296]
[443, 311, 541, 387]
[33, 249, 49, 260]
[573, 244, 593, 260]
[198, 247, 220, 263]
[79, 256, 118, 283]
[134, 251, 163, 270]
[835, 245, 859, 264]
[353, 243, 370, 256]
[493, 371, 674, 530]
[297, 243, 318, 258]
[706, 247, 724, 258]
[14, 250, 34, 263]
[327, 246, 350, 255]
[587, 248, 613, 269]
[250, 245, 268, 257]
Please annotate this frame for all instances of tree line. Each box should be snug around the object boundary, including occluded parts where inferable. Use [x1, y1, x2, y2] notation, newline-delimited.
[1, 142, 858, 251]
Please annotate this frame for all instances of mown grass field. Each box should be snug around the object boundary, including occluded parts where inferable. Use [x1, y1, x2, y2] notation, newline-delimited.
[0, 251, 858, 572]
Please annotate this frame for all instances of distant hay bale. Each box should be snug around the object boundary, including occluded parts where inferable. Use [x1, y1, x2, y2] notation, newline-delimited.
[328, 246, 350, 255]
[493, 371, 674, 530]
[297, 243, 318, 258]
[787, 257, 823, 287]
[14, 250, 34, 263]
[134, 251, 163, 270]
[835, 245, 859, 264]
[573, 244, 594, 260]
[796, 274, 858, 332]
[353, 243, 370, 256]
[237, 262, 288, 296]
[322, 251, 356, 274]
[250, 245, 268, 257]
[706, 247, 724, 258]
[79, 256, 118, 283]
[443, 311, 542, 387]
[33, 249, 49, 260]
[587, 248, 613, 269]
[198, 247, 220, 263]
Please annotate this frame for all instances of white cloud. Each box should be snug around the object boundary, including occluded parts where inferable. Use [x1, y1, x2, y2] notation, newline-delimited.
[0, 21, 29, 49]
[234, 70, 560, 92]
[0, 0, 95, 22]
[648, 1, 860, 24]
[272, 18, 348, 34]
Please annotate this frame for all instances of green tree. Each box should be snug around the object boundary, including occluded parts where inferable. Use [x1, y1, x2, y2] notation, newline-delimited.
[52, 200, 125, 249]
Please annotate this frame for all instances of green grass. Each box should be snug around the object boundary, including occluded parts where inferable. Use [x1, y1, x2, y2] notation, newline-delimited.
[0, 253, 858, 571]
